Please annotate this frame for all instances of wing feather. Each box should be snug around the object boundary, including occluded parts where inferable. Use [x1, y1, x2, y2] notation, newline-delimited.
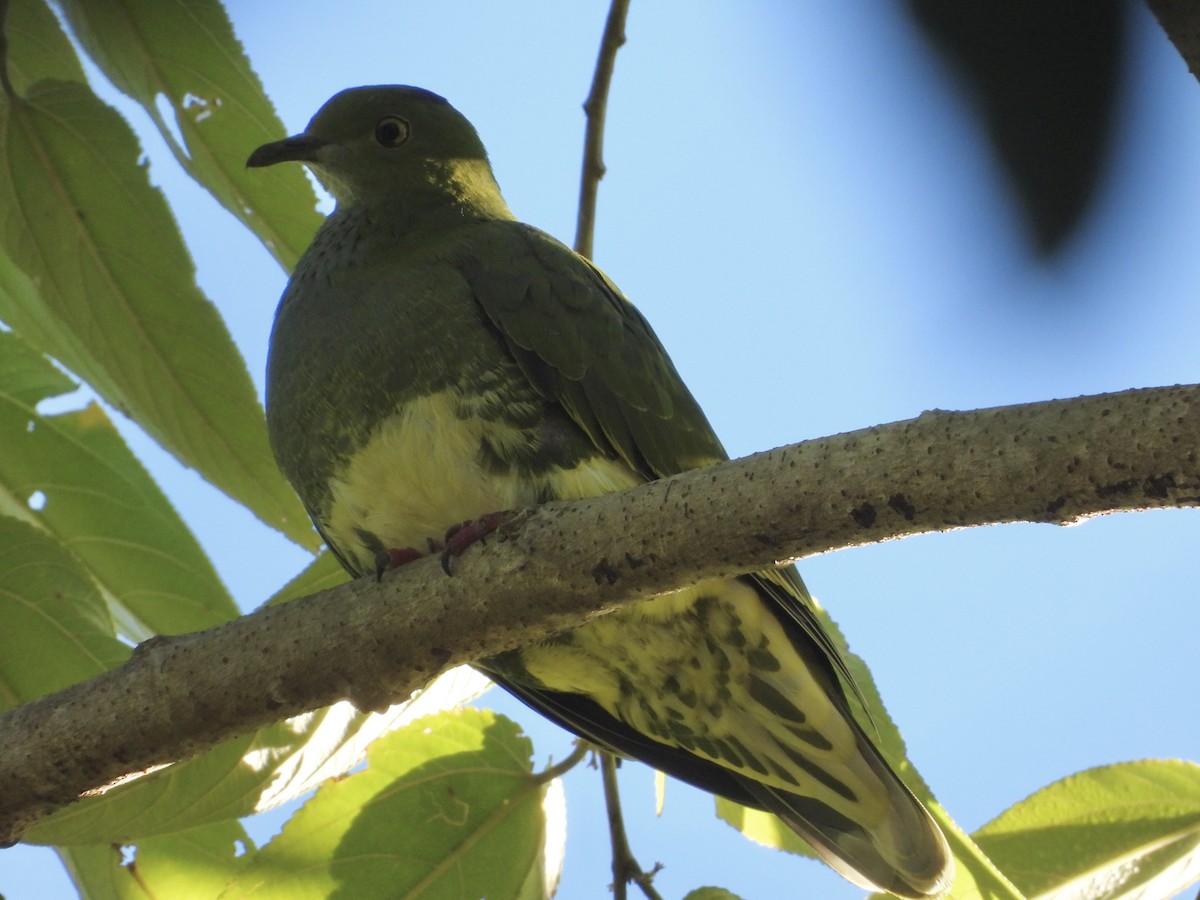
[461, 223, 724, 477]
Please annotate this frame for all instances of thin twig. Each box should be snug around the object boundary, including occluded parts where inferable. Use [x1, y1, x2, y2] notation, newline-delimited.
[573, 4, 655, 896]
[601, 752, 664, 900]
[574, 0, 631, 259]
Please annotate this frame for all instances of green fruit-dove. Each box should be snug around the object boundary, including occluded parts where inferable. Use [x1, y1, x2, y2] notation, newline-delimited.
[248, 85, 952, 897]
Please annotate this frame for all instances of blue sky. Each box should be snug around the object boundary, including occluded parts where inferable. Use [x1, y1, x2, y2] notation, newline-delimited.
[6, 3, 1200, 898]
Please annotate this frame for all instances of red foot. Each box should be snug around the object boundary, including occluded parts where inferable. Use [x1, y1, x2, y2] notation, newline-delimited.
[373, 512, 515, 579]
[439, 511, 515, 574]
[374, 546, 428, 581]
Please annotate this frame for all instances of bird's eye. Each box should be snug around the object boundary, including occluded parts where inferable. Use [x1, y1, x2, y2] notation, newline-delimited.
[374, 116, 410, 148]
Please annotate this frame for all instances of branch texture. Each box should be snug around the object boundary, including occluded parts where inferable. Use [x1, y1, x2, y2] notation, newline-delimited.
[0, 385, 1197, 843]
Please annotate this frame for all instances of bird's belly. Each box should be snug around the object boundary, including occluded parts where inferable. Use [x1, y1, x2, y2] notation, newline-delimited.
[321, 390, 640, 575]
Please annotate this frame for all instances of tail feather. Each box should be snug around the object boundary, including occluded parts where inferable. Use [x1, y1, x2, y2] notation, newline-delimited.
[741, 756, 953, 898]
[734, 573, 954, 896]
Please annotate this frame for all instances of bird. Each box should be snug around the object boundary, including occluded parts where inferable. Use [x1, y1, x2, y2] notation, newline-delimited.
[247, 85, 953, 898]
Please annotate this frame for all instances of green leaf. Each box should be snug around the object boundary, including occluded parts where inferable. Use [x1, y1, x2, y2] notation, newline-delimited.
[715, 798, 816, 858]
[683, 889, 746, 900]
[56, 0, 323, 271]
[27, 654, 491, 845]
[0, 516, 128, 709]
[3, 0, 87, 94]
[60, 819, 252, 900]
[127, 820, 253, 898]
[59, 844, 125, 900]
[220, 709, 560, 900]
[264, 549, 348, 607]
[30, 729, 261, 846]
[0, 330, 237, 637]
[974, 759, 1200, 899]
[715, 800, 1025, 899]
[0, 80, 316, 549]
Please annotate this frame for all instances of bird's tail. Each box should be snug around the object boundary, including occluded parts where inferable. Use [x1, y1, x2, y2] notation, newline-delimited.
[733, 571, 954, 897]
[740, 735, 953, 898]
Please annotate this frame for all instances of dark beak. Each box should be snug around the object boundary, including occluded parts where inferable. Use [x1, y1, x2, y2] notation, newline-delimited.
[246, 134, 328, 168]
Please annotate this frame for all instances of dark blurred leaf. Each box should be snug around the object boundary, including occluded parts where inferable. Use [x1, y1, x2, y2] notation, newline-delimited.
[909, 0, 1132, 256]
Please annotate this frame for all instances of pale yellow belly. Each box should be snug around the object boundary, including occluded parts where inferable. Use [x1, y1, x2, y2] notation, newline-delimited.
[322, 390, 642, 574]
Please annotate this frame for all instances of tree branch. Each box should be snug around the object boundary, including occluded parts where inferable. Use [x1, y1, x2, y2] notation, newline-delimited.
[0, 384, 1197, 844]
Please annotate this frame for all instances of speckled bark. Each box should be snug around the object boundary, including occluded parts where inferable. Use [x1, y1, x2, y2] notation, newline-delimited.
[0, 384, 1196, 843]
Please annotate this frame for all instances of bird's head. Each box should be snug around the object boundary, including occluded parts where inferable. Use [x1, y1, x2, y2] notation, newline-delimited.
[247, 85, 509, 215]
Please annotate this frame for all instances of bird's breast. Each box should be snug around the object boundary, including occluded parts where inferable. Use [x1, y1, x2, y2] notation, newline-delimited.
[321, 389, 641, 575]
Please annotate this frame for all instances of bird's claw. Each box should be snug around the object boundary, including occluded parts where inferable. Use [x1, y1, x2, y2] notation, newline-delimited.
[439, 511, 515, 574]
[374, 511, 514, 579]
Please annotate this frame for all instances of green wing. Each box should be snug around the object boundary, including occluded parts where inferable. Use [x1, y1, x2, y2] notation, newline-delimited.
[460, 222, 726, 479]
[458, 220, 859, 695]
